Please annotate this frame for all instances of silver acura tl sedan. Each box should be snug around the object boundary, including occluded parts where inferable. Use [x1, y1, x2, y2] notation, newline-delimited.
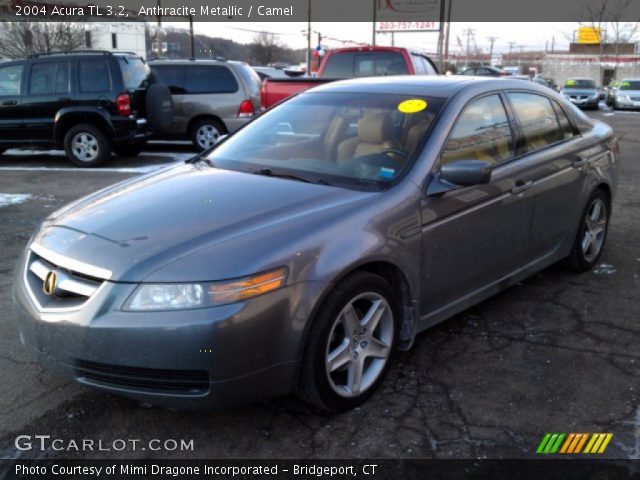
[13, 76, 619, 411]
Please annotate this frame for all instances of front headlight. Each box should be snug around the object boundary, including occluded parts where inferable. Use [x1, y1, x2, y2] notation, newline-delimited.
[617, 94, 630, 102]
[124, 267, 288, 311]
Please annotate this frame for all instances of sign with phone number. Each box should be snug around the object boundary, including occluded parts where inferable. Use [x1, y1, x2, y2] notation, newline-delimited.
[377, 22, 440, 32]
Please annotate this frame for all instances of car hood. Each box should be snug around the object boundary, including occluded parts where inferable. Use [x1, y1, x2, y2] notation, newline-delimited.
[562, 88, 597, 96]
[33, 162, 370, 282]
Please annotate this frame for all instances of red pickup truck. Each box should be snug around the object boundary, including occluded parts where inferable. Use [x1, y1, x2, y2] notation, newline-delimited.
[260, 46, 439, 110]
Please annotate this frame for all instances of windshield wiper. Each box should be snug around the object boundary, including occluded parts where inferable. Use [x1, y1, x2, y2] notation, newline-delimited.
[252, 168, 330, 186]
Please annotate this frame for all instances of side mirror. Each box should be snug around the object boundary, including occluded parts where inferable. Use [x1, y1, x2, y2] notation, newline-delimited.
[427, 160, 492, 196]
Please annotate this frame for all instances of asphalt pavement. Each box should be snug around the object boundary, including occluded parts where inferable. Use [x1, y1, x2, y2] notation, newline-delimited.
[0, 110, 639, 460]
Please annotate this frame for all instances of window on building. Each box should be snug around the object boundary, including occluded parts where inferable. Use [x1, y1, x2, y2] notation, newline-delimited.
[112, 33, 118, 50]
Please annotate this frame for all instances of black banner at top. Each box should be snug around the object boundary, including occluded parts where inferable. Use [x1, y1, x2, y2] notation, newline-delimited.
[0, 0, 639, 22]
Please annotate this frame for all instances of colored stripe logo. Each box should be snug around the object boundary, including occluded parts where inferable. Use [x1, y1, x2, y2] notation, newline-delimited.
[536, 433, 613, 454]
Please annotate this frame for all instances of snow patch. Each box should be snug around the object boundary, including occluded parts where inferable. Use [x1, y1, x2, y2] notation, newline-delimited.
[593, 264, 617, 275]
[0, 193, 32, 208]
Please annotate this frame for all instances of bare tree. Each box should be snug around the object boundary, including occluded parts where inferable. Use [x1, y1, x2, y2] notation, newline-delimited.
[0, 22, 85, 59]
[250, 31, 281, 66]
[579, 0, 639, 83]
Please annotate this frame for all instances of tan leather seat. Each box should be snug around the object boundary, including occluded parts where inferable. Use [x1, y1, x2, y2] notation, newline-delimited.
[402, 114, 434, 154]
[336, 113, 396, 163]
[323, 114, 353, 161]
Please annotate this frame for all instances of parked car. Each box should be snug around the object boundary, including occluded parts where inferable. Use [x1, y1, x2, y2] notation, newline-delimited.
[560, 78, 600, 109]
[605, 80, 621, 107]
[533, 74, 558, 90]
[260, 46, 438, 109]
[460, 66, 509, 76]
[610, 79, 640, 110]
[149, 59, 261, 150]
[14, 76, 618, 411]
[0, 51, 172, 167]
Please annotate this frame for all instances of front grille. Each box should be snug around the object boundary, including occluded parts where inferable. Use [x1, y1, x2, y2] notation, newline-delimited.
[74, 359, 210, 396]
[631, 96, 640, 102]
[24, 244, 107, 311]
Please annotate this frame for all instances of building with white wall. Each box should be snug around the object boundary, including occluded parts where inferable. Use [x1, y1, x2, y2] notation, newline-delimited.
[83, 23, 146, 58]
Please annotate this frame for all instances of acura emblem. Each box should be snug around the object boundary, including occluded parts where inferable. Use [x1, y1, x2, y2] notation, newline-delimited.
[43, 271, 58, 296]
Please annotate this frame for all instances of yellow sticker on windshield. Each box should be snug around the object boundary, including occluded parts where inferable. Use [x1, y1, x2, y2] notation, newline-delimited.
[398, 99, 427, 114]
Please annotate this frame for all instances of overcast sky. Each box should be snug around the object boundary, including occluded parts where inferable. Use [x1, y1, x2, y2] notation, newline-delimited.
[184, 22, 581, 53]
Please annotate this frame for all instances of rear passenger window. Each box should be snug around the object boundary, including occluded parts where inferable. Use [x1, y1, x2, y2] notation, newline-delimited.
[79, 59, 111, 93]
[184, 66, 238, 94]
[0, 64, 23, 96]
[29, 62, 69, 95]
[441, 94, 514, 166]
[551, 101, 575, 140]
[152, 65, 186, 94]
[507, 93, 563, 151]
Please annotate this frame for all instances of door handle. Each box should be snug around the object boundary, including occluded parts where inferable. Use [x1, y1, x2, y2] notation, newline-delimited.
[1, 100, 17, 106]
[573, 155, 589, 168]
[511, 180, 533, 194]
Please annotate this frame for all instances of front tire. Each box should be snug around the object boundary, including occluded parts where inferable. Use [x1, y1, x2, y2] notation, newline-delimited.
[566, 189, 610, 272]
[64, 124, 110, 167]
[298, 272, 399, 412]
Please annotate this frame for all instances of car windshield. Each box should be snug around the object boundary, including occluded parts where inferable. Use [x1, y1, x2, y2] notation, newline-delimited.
[619, 80, 640, 90]
[564, 79, 596, 89]
[206, 92, 444, 190]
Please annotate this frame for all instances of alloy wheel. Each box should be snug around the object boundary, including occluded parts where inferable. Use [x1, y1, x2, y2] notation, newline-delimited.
[196, 124, 220, 150]
[325, 292, 394, 398]
[581, 198, 607, 263]
[71, 132, 99, 162]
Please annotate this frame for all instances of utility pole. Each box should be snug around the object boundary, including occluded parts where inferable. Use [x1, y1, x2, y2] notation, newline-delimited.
[551, 36, 555, 52]
[372, 0, 377, 45]
[189, 15, 195, 59]
[507, 41, 516, 64]
[306, 0, 311, 75]
[443, 0, 452, 67]
[155, 0, 162, 58]
[487, 36, 497, 65]
[317, 32, 322, 70]
[462, 27, 475, 68]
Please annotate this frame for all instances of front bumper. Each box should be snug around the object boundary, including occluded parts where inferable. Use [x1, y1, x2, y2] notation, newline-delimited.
[614, 100, 640, 109]
[12, 250, 319, 408]
[568, 97, 599, 108]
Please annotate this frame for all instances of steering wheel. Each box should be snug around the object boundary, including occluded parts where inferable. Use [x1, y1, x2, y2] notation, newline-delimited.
[380, 148, 411, 160]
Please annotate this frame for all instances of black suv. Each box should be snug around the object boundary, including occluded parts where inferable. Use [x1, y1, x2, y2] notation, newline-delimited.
[0, 51, 171, 167]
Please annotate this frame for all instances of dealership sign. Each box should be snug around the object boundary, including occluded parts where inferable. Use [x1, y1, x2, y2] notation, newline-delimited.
[375, 0, 442, 31]
[577, 26, 602, 44]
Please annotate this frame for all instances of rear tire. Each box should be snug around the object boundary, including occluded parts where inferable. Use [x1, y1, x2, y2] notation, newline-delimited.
[190, 119, 226, 151]
[298, 272, 399, 412]
[565, 189, 610, 272]
[64, 124, 110, 167]
[113, 143, 145, 157]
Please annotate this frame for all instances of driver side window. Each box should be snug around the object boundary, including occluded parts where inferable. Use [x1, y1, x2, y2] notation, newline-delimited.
[441, 94, 514, 166]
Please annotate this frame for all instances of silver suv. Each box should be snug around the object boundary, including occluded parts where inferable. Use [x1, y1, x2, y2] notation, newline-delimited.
[149, 59, 261, 150]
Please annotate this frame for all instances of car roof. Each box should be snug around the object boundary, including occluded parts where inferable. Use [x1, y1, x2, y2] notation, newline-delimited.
[148, 59, 246, 67]
[306, 75, 549, 98]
